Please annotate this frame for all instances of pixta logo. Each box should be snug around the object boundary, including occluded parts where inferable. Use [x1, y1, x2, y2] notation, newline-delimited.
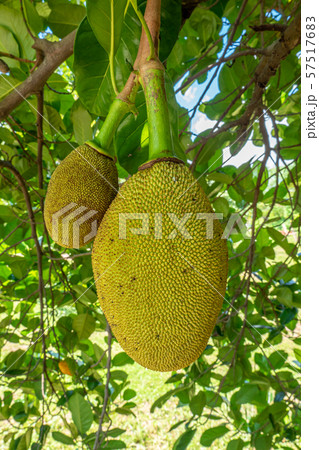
[118, 213, 249, 240]
[52, 203, 98, 248]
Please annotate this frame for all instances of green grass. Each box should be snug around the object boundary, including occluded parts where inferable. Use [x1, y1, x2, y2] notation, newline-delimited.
[0, 324, 300, 450]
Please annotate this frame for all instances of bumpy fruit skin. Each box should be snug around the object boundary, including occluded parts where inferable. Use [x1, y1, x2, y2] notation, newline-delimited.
[92, 160, 228, 372]
[44, 144, 118, 249]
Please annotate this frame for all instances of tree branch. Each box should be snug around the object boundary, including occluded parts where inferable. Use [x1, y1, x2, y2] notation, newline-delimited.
[93, 323, 112, 450]
[0, 30, 76, 121]
[191, 11, 301, 153]
[0, 52, 34, 64]
[250, 23, 287, 32]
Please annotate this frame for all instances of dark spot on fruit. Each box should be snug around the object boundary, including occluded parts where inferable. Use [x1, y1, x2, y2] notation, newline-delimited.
[156, 334, 160, 339]
[110, 238, 114, 242]
[132, 276, 136, 281]
[121, 292, 124, 295]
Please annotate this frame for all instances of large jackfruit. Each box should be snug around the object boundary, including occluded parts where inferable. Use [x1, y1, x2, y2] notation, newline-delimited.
[44, 143, 118, 249]
[92, 159, 228, 372]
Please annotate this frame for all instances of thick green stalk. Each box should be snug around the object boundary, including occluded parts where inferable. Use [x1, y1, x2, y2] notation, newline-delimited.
[140, 61, 174, 160]
[93, 99, 131, 155]
[87, 72, 140, 158]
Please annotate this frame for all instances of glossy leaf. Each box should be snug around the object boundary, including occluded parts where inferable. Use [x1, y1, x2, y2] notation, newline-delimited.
[173, 429, 196, 450]
[72, 313, 96, 340]
[68, 393, 93, 434]
[71, 101, 93, 145]
[189, 391, 206, 416]
[0, 5, 35, 59]
[112, 352, 134, 366]
[47, 0, 86, 38]
[52, 432, 74, 445]
[87, 0, 128, 55]
[200, 426, 229, 447]
[74, 6, 140, 116]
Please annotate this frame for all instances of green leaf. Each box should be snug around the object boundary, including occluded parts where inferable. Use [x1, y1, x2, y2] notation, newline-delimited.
[104, 440, 126, 449]
[87, 0, 128, 55]
[0, 205, 18, 222]
[123, 389, 136, 400]
[189, 8, 217, 46]
[114, 407, 136, 417]
[10, 259, 30, 279]
[74, 7, 140, 116]
[72, 313, 96, 340]
[0, 5, 35, 59]
[72, 285, 96, 303]
[52, 432, 74, 445]
[267, 228, 295, 257]
[227, 438, 245, 450]
[294, 348, 301, 363]
[280, 307, 298, 325]
[68, 392, 93, 434]
[114, 88, 148, 174]
[158, 0, 182, 61]
[22, 0, 43, 35]
[93, 344, 108, 367]
[107, 428, 126, 438]
[189, 391, 206, 416]
[71, 101, 92, 145]
[273, 287, 293, 308]
[213, 197, 229, 216]
[150, 389, 178, 413]
[255, 434, 272, 450]
[0, 74, 22, 101]
[43, 104, 66, 135]
[200, 426, 229, 447]
[173, 429, 196, 450]
[5, 349, 26, 371]
[112, 352, 134, 366]
[38, 425, 50, 446]
[47, 0, 86, 38]
[0, 26, 19, 69]
[218, 63, 241, 93]
[207, 172, 233, 184]
[169, 420, 186, 432]
[111, 370, 128, 381]
[74, 17, 109, 116]
[232, 384, 260, 405]
[16, 428, 33, 450]
[35, 2, 51, 19]
[268, 351, 288, 369]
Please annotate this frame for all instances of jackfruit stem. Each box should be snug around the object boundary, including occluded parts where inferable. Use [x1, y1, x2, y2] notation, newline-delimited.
[140, 62, 174, 160]
[129, 0, 155, 61]
[94, 99, 132, 154]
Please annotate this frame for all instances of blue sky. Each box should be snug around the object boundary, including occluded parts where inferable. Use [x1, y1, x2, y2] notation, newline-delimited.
[174, 13, 291, 169]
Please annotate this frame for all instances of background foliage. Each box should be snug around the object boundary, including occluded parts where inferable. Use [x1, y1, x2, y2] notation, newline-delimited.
[0, 0, 300, 448]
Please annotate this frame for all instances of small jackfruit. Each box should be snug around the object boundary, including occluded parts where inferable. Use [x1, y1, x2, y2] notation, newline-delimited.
[44, 143, 118, 249]
[92, 159, 228, 372]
